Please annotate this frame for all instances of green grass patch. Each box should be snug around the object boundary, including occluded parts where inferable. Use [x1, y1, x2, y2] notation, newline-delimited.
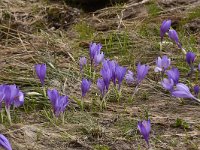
[146, 0, 161, 17]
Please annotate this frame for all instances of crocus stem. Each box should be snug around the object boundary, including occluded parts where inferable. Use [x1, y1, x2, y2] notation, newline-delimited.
[181, 48, 186, 54]
[93, 70, 96, 82]
[61, 113, 65, 125]
[43, 86, 46, 98]
[114, 86, 121, 103]
[100, 90, 111, 110]
[160, 42, 162, 52]
[81, 97, 84, 111]
[131, 84, 139, 100]
[193, 97, 200, 103]
[5, 107, 11, 125]
[90, 60, 93, 78]
[1, 111, 3, 123]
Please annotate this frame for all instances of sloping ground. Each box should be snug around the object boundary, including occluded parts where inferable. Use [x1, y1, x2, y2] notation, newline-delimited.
[0, 0, 200, 149]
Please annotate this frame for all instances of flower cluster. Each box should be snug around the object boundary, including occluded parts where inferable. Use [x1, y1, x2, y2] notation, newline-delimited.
[0, 84, 24, 123]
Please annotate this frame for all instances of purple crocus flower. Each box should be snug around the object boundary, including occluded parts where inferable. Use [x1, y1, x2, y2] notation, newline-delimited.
[94, 52, 104, 65]
[161, 78, 174, 91]
[172, 83, 195, 99]
[100, 60, 113, 90]
[97, 78, 106, 96]
[154, 55, 171, 72]
[81, 78, 91, 97]
[125, 70, 134, 84]
[3, 85, 24, 109]
[194, 85, 199, 96]
[35, 64, 46, 86]
[138, 119, 151, 146]
[160, 20, 171, 42]
[166, 68, 179, 85]
[79, 57, 87, 71]
[115, 65, 127, 89]
[89, 42, 102, 62]
[186, 52, 195, 65]
[108, 60, 118, 85]
[168, 29, 181, 48]
[136, 63, 149, 84]
[0, 85, 24, 124]
[0, 134, 12, 150]
[47, 89, 69, 117]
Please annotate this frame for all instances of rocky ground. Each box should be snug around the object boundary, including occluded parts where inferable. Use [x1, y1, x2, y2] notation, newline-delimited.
[0, 0, 200, 149]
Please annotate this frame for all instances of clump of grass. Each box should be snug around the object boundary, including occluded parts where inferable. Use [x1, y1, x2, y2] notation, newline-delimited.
[94, 144, 110, 150]
[172, 118, 189, 129]
[146, 0, 161, 17]
[75, 21, 95, 40]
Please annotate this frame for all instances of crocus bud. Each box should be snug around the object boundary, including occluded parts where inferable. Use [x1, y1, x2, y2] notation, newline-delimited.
[168, 29, 181, 48]
[79, 57, 87, 71]
[136, 63, 149, 84]
[166, 68, 180, 85]
[160, 20, 171, 42]
[94, 52, 104, 65]
[89, 42, 102, 62]
[81, 78, 91, 97]
[35, 64, 46, 86]
[115, 65, 127, 89]
[138, 119, 151, 147]
[125, 70, 134, 84]
[0, 134, 12, 150]
[97, 78, 106, 96]
[194, 85, 199, 96]
[186, 52, 195, 65]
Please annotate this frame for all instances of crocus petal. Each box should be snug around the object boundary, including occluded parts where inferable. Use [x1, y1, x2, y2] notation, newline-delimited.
[79, 57, 87, 70]
[89, 43, 102, 61]
[116, 65, 127, 87]
[81, 79, 91, 97]
[101, 60, 112, 90]
[186, 52, 195, 65]
[161, 78, 174, 91]
[172, 83, 195, 99]
[168, 29, 181, 48]
[108, 60, 118, 85]
[166, 68, 179, 85]
[97, 78, 106, 96]
[94, 52, 104, 65]
[194, 85, 199, 96]
[160, 20, 171, 41]
[161, 55, 171, 70]
[14, 91, 24, 107]
[47, 89, 69, 117]
[35, 64, 46, 86]
[137, 119, 151, 146]
[136, 63, 149, 84]
[0, 134, 12, 150]
[47, 89, 59, 106]
[125, 70, 134, 84]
